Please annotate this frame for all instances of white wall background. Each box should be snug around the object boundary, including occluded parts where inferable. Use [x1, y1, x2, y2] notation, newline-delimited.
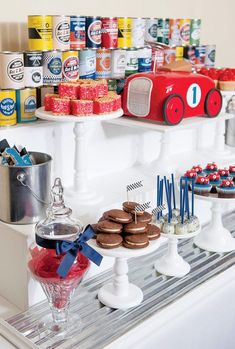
[0, 0, 234, 67]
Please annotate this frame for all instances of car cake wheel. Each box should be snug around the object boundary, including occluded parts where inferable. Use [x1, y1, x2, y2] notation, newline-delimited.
[205, 88, 222, 117]
[163, 94, 185, 126]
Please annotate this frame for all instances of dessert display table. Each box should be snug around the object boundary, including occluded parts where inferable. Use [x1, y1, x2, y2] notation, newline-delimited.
[108, 113, 234, 175]
[193, 194, 235, 252]
[35, 107, 123, 205]
[154, 227, 201, 277]
[89, 238, 164, 309]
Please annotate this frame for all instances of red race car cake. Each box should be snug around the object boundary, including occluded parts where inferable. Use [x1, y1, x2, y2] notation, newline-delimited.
[122, 71, 222, 125]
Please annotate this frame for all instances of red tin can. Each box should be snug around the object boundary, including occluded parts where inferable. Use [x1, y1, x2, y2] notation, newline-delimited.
[101, 17, 118, 49]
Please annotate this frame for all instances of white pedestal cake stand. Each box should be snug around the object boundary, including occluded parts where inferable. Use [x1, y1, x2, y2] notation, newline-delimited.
[154, 227, 201, 277]
[89, 238, 164, 309]
[193, 194, 235, 253]
[35, 107, 123, 204]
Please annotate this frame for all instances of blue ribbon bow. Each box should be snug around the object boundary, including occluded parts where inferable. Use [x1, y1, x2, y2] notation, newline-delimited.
[56, 224, 103, 278]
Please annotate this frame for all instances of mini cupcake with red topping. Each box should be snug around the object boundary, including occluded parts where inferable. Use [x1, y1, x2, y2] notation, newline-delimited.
[229, 165, 235, 180]
[192, 165, 204, 176]
[193, 176, 212, 196]
[207, 172, 221, 193]
[204, 162, 218, 174]
[218, 69, 235, 91]
[218, 168, 230, 180]
[216, 179, 235, 198]
[183, 170, 197, 189]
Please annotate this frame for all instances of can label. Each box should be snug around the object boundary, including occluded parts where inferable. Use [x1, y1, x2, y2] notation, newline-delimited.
[190, 19, 201, 46]
[8, 59, 24, 82]
[101, 18, 118, 48]
[164, 48, 176, 64]
[205, 45, 216, 67]
[169, 19, 181, 46]
[43, 51, 62, 84]
[70, 16, 86, 49]
[151, 48, 164, 72]
[86, 18, 101, 48]
[125, 49, 138, 76]
[179, 19, 191, 45]
[80, 49, 96, 79]
[145, 19, 158, 41]
[55, 20, 70, 45]
[183, 46, 196, 65]
[16, 89, 37, 122]
[132, 18, 146, 47]
[96, 49, 111, 78]
[28, 15, 53, 50]
[138, 46, 152, 72]
[111, 49, 126, 79]
[157, 18, 170, 45]
[24, 52, 43, 87]
[195, 45, 206, 67]
[175, 46, 184, 61]
[118, 17, 132, 48]
[0, 90, 16, 126]
[62, 51, 79, 81]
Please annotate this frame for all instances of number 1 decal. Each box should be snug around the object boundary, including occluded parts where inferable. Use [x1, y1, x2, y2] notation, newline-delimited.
[186, 83, 201, 108]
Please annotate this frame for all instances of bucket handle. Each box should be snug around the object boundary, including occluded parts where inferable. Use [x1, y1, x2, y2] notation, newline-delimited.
[16, 172, 50, 206]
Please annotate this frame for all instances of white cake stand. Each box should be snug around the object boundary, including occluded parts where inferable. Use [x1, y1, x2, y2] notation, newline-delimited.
[193, 194, 235, 252]
[154, 227, 201, 278]
[35, 107, 123, 204]
[89, 237, 164, 309]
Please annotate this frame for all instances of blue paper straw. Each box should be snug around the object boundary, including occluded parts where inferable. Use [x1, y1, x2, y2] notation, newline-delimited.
[157, 175, 160, 219]
[182, 179, 187, 224]
[180, 177, 183, 223]
[160, 179, 164, 216]
[186, 183, 190, 219]
[171, 173, 176, 209]
[192, 178, 195, 216]
[168, 184, 172, 223]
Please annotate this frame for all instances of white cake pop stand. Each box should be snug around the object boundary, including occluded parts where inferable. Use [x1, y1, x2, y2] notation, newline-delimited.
[89, 238, 164, 309]
[154, 227, 201, 278]
[35, 107, 123, 204]
[193, 194, 235, 253]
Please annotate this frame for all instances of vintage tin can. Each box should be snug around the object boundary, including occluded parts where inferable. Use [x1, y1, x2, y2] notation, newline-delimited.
[138, 46, 152, 72]
[0, 89, 16, 126]
[183, 45, 196, 65]
[157, 18, 170, 45]
[28, 15, 53, 51]
[107, 79, 117, 91]
[145, 18, 158, 42]
[0, 52, 24, 89]
[52, 15, 70, 50]
[70, 16, 86, 49]
[24, 51, 43, 88]
[96, 48, 111, 79]
[118, 17, 132, 48]
[101, 17, 118, 48]
[43, 50, 62, 85]
[111, 48, 126, 79]
[169, 19, 181, 47]
[125, 48, 138, 77]
[86, 16, 102, 48]
[79, 48, 96, 79]
[16, 88, 37, 123]
[62, 50, 79, 81]
[190, 19, 201, 46]
[132, 18, 146, 47]
[116, 79, 125, 94]
[151, 46, 164, 72]
[36, 85, 55, 108]
[179, 19, 191, 46]
[205, 45, 216, 67]
[164, 47, 176, 65]
[195, 45, 206, 68]
[175, 46, 184, 61]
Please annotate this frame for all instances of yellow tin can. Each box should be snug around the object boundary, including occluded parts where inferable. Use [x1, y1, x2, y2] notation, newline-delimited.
[28, 15, 53, 51]
[118, 17, 132, 48]
[179, 19, 191, 46]
[62, 50, 79, 81]
[16, 88, 37, 123]
[0, 90, 16, 126]
[175, 46, 184, 61]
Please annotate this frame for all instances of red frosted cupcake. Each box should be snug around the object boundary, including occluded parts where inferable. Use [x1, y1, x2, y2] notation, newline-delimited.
[218, 168, 230, 180]
[229, 165, 235, 180]
[192, 165, 204, 176]
[194, 176, 212, 196]
[207, 172, 221, 193]
[204, 162, 218, 174]
[216, 179, 235, 198]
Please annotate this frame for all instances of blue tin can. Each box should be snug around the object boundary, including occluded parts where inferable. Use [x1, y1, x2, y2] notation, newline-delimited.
[43, 50, 62, 85]
[138, 46, 152, 72]
[79, 49, 96, 79]
[16, 88, 37, 123]
[86, 16, 102, 48]
[70, 16, 86, 49]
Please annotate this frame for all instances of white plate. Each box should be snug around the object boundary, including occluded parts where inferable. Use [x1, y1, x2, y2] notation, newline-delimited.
[160, 226, 201, 240]
[35, 107, 123, 123]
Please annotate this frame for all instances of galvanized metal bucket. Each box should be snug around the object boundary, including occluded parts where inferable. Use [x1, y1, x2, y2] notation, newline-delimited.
[0, 152, 52, 224]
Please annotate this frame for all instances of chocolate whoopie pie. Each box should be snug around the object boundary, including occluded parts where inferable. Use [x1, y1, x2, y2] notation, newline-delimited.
[124, 221, 147, 234]
[147, 224, 160, 240]
[107, 209, 132, 223]
[135, 211, 152, 224]
[98, 210, 112, 222]
[122, 201, 144, 215]
[97, 220, 122, 234]
[96, 233, 123, 249]
[91, 223, 99, 239]
[123, 234, 149, 249]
